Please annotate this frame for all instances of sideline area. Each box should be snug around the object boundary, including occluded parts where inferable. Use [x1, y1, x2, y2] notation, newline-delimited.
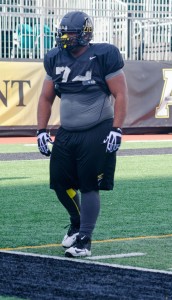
[1, 134, 172, 144]
[0, 250, 172, 299]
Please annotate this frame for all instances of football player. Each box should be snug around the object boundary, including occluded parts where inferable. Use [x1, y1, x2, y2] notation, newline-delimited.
[37, 11, 128, 257]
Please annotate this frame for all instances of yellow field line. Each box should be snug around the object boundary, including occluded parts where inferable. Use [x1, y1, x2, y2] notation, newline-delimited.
[93, 233, 172, 243]
[1, 233, 172, 251]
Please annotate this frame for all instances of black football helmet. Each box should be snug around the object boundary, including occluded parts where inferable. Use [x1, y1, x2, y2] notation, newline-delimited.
[56, 11, 94, 50]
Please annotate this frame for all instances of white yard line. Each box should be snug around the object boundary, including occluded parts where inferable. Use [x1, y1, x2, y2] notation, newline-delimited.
[125, 140, 172, 143]
[24, 144, 37, 146]
[86, 252, 146, 260]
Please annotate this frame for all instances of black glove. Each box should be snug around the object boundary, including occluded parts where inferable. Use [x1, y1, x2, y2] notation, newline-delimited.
[103, 127, 122, 153]
[37, 129, 53, 157]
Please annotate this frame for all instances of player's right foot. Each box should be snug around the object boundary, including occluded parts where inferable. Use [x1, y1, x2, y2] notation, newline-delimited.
[62, 224, 79, 248]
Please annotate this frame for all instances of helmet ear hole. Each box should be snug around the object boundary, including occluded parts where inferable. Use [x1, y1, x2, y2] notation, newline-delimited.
[78, 32, 92, 46]
[56, 11, 93, 50]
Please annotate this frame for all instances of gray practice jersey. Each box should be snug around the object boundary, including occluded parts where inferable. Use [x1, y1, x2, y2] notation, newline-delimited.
[44, 43, 124, 131]
[60, 87, 114, 131]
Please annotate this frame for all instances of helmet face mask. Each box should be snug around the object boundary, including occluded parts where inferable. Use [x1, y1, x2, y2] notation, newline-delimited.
[56, 11, 93, 50]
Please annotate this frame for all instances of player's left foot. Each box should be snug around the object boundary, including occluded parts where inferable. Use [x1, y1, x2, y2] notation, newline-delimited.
[65, 234, 91, 257]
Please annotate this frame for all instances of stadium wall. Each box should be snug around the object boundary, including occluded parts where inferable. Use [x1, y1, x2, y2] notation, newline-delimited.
[0, 60, 172, 136]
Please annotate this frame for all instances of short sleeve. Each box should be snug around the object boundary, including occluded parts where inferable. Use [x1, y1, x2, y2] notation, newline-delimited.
[43, 47, 59, 77]
[44, 54, 52, 77]
[103, 44, 124, 76]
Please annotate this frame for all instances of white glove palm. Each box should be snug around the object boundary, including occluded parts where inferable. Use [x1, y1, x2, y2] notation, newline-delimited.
[37, 130, 53, 157]
[103, 128, 122, 153]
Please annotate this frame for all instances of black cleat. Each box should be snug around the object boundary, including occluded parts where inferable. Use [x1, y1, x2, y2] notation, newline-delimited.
[65, 234, 91, 257]
[62, 224, 79, 248]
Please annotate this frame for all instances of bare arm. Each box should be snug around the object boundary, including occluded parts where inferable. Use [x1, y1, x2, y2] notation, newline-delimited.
[106, 71, 128, 128]
[37, 79, 56, 129]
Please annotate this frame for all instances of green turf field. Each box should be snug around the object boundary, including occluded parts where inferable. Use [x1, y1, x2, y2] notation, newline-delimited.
[0, 139, 172, 153]
[0, 140, 172, 273]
